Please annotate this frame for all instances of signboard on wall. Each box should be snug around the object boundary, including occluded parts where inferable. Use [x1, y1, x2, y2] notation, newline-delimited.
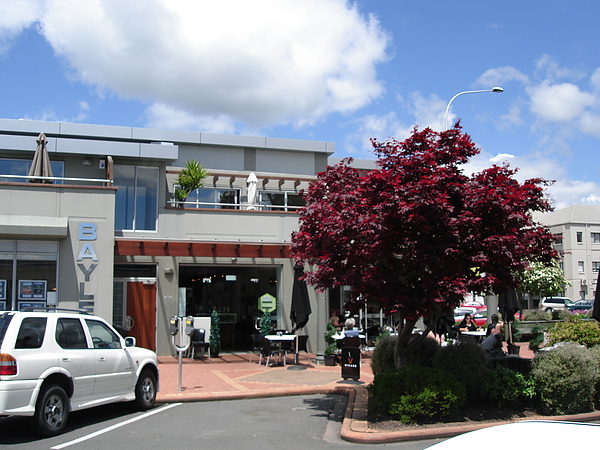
[258, 293, 276, 313]
[18, 280, 47, 300]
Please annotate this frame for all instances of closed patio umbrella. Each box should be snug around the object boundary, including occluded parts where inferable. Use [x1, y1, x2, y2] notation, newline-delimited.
[499, 289, 520, 350]
[28, 133, 53, 183]
[288, 263, 311, 370]
[246, 172, 258, 210]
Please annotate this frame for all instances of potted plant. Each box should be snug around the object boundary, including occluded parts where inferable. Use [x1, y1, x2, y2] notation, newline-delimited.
[174, 159, 208, 206]
[324, 321, 338, 366]
[259, 309, 273, 336]
[209, 309, 221, 357]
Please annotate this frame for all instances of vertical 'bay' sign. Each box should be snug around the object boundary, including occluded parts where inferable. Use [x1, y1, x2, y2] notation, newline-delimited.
[77, 223, 98, 303]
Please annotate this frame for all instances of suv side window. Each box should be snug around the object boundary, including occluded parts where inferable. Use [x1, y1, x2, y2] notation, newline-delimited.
[15, 317, 46, 349]
[85, 320, 122, 349]
[56, 319, 88, 349]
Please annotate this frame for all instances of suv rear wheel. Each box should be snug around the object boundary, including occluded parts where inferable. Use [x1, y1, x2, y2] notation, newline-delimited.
[30, 384, 69, 437]
[134, 369, 156, 410]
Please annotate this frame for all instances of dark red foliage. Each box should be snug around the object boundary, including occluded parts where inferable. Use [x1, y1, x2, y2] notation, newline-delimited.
[291, 126, 556, 321]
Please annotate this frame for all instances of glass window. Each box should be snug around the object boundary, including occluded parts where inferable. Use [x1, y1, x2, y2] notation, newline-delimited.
[593, 262, 600, 273]
[114, 165, 158, 231]
[56, 318, 88, 349]
[259, 191, 305, 211]
[15, 317, 46, 349]
[186, 188, 240, 209]
[554, 233, 563, 245]
[578, 261, 585, 273]
[592, 233, 600, 244]
[0, 158, 64, 183]
[85, 319, 122, 349]
[577, 231, 583, 243]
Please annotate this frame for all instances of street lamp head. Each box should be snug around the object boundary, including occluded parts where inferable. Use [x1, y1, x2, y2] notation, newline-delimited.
[492, 87, 504, 93]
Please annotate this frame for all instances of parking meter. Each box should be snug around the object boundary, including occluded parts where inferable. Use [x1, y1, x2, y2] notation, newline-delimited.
[185, 316, 194, 336]
[169, 316, 179, 336]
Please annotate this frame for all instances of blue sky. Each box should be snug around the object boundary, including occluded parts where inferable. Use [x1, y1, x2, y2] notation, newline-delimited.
[1, 0, 599, 209]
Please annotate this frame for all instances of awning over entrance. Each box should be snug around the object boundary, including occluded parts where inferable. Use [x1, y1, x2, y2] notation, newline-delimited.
[0, 215, 68, 238]
[114, 239, 291, 258]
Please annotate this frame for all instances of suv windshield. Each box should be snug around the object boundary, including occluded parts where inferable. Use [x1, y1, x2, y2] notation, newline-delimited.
[0, 313, 14, 346]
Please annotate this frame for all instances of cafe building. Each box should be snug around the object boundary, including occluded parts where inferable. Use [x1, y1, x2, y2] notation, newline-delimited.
[0, 117, 335, 356]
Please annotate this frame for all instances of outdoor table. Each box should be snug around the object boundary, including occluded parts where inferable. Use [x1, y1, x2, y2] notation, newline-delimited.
[461, 330, 486, 344]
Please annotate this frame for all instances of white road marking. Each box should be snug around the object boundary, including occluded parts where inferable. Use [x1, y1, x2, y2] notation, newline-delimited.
[51, 403, 182, 449]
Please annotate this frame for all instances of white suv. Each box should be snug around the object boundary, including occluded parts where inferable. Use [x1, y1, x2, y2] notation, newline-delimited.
[0, 308, 159, 437]
[539, 297, 574, 312]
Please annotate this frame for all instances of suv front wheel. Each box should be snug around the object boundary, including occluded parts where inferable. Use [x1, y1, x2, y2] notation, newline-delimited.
[31, 384, 69, 437]
[134, 369, 156, 410]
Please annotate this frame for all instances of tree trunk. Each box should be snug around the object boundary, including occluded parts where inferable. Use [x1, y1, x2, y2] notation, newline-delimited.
[393, 314, 418, 368]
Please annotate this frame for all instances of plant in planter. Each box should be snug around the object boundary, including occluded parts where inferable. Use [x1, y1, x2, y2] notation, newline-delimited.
[324, 321, 338, 365]
[174, 159, 208, 206]
[259, 309, 273, 336]
[209, 309, 221, 357]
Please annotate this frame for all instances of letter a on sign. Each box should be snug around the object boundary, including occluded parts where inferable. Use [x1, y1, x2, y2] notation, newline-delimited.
[77, 243, 98, 262]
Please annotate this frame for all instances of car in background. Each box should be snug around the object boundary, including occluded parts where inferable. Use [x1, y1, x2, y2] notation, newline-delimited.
[0, 308, 159, 437]
[454, 301, 485, 318]
[454, 308, 487, 328]
[426, 421, 600, 449]
[539, 296, 573, 312]
[567, 299, 594, 312]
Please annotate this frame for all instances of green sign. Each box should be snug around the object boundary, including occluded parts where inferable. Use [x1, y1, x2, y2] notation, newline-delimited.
[258, 293, 276, 313]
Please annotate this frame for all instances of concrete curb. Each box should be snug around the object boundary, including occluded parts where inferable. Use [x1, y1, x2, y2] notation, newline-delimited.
[159, 385, 600, 445]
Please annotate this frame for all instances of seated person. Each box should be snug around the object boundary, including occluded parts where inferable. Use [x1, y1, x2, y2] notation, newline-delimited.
[343, 318, 359, 337]
[480, 321, 505, 357]
[458, 313, 478, 332]
[486, 314, 500, 337]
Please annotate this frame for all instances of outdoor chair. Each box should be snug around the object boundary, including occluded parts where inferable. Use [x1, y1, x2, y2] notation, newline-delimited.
[289, 334, 309, 364]
[188, 328, 211, 360]
[249, 332, 264, 364]
[261, 336, 286, 367]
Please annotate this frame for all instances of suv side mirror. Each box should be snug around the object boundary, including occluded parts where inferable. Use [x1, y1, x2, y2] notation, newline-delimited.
[125, 336, 136, 347]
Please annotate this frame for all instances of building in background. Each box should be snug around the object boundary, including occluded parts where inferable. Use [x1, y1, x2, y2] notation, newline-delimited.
[536, 204, 600, 303]
[0, 118, 334, 356]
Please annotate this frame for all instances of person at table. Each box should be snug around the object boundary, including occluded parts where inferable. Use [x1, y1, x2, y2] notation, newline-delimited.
[329, 309, 342, 331]
[480, 320, 505, 357]
[343, 318, 359, 337]
[486, 314, 500, 337]
[458, 313, 478, 332]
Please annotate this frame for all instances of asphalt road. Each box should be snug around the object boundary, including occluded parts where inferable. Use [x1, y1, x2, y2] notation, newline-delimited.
[0, 395, 442, 449]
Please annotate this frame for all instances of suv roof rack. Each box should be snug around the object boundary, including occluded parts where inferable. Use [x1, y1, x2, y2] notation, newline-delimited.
[20, 307, 91, 315]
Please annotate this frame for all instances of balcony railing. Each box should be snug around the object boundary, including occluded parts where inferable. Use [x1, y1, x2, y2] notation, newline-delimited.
[0, 174, 112, 185]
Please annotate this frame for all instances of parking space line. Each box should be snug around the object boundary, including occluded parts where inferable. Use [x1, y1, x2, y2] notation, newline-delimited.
[51, 403, 182, 449]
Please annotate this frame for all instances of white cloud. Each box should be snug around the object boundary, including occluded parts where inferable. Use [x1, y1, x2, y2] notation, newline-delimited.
[144, 103, 237, 135]
[528, 80, 596, 122]
[33, 0, 389, 132]
[0, 0, 41, 53]
[475, 66, 529, 87]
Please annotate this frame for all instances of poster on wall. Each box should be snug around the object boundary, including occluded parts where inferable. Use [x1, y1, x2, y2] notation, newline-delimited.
[0, 280, 5, 300]
[18, 301, 46, 311]
[18, 280, 47, 300]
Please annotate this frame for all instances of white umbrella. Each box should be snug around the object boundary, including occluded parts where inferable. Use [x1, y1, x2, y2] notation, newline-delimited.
[246, 172, 258, 210]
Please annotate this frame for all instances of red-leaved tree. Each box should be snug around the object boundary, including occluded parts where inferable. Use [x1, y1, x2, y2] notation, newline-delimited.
[291, 126, 557, 366]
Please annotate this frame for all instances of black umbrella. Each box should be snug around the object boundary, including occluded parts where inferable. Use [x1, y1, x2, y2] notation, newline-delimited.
[28, 133, 53, 183]
[592, 269, 600, 322]
[288, 263, 311, 369]
[499, 289, 520, 347]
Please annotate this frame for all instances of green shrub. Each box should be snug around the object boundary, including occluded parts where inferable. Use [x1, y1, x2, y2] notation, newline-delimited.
[433, 341, 489, 399]
[550, 309, 570, 321]
[480, 366, 535, 407]
[522, 309, 551, 321]
[371, 335, 396, 375]
[528, 325, 545, 352]
[531, 343, 600, 415]
[406, 337, 440, 368]
[546, 318, 600, 348]
[369, 366, 466, 424]
[589, 346, 600, 409]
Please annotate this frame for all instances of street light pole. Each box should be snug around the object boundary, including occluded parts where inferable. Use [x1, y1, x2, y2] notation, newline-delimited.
[444, 87, 504, 130]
